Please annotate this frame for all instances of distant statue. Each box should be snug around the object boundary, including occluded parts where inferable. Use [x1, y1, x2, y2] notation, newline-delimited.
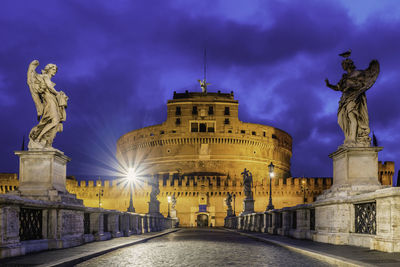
[171, 193, 177, 209]
[241, 168, 253, 198]
[27, 60, 68, 149]
[225, 192, 232, 209]
[198, 79, 210, 93]
[325, 51, 379, 147]
[150, 176, 160, 201]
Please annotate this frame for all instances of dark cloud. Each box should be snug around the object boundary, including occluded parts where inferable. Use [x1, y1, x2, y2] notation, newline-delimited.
[0, 0, 399, 185]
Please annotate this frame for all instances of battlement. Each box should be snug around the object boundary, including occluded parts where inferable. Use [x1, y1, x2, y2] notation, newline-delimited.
[171, 90, 236, 101]
[378, 161, 395, 186]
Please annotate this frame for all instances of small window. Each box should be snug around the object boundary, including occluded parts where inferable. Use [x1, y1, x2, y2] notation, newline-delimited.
[272, 134, 278, 139]
[172, 130, 176, 133]
[208, 106, 214, 115]
[160, 130, 165, 134]
[192, 106, 198, 115]
[228, 130, 232, 133]
[241, 130, 245, 134]
[150, 133, 154, 136]
[263, 131, 266, 137]
[175, 106, 181, 116]
[199, 123, 207, 132]
[176, 118, 181, 125]
[224, 118, 230, 124]
[191, 122, 199, 132]
[224, 107, 230, 115]
[207, 122, 215, 132]
[252, 131, 256, 136]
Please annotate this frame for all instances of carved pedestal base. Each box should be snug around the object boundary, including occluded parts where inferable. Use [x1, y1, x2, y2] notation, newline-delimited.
[148, 199, 162, 217]
[13, 150, 82, 205]
[318, 146, 384, 200]
[170, 209, 177, 218]
[240, 198, 254, 215]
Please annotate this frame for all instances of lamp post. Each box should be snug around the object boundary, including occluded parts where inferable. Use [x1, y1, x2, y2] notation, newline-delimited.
[96, 178, 104, 208]
[127, 168, 136, 212]
[266, 162, 275, 211]
[300, 179, 309, 204]
[167, 196, 171, 218]
[233, 194, 236, 216]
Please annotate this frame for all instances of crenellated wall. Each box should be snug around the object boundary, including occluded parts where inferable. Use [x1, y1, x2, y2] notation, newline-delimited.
[0, 160, 394, 227]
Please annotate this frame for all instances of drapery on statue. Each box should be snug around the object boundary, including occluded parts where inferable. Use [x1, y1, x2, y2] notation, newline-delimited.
[325, 51, 380, 147]
[27, 60, 68, 149]
[241, 168, 253, 198]
[171, 193, 177, 209]
[225, 192, 232, 209]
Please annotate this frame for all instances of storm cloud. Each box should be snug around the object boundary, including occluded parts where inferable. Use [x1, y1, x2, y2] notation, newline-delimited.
[0, 0, 399, 184]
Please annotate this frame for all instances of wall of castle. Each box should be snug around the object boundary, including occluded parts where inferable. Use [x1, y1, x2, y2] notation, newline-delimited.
[0, 161, 394, 227]
[64, 175, 333, 227]
[116, 92, 293, 182]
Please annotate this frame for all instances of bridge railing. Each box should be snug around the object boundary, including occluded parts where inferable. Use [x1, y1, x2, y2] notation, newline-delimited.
[224, 187, 400, 253]
[0, 194, 176, 259]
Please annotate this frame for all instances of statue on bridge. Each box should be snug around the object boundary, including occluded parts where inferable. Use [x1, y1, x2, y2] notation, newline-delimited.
[241, 168, 253, 199]
[27, 60, 68, 150]
[325, 51, 380, 148]
[225, 192, 233, 217]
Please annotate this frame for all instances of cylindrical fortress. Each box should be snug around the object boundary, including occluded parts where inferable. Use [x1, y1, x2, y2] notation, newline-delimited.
[117, 91, 292, 181]
[115, 91, 294, 226]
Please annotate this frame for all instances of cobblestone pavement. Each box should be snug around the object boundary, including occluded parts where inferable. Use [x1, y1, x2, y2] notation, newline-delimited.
[77, 228, 334, 267]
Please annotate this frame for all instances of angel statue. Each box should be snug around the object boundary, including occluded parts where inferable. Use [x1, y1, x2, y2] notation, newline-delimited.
[198, 79, 210, 93]
[241, 168, 253, 199]
[325, 51, 379, 148]
[27, 60, 68, 149]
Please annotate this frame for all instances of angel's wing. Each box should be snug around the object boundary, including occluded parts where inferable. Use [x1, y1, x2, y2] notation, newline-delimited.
[27, 60, 43, 116]
[362, 59, 380, 92]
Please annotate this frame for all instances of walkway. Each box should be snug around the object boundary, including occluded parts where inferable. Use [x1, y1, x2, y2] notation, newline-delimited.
[0, 229, 179, 267]
[228, 229, 400, 267]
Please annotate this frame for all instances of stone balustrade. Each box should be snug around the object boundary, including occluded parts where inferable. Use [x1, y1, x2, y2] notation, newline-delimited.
[0, 194, 177, 259]
[225, 187, 400, 253]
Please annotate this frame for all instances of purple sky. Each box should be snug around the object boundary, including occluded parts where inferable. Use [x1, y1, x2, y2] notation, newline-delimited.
[0, 0, 399, 184]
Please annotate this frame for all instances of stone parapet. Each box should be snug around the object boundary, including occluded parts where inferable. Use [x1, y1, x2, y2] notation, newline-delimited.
[0, 194, 175, 259]
[225, 187, 400, 253]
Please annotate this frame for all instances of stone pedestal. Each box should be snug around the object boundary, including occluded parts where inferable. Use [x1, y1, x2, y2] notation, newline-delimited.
[240, 198, 254, 215]
[148, 199, 162, 217]
[13, 150, 82, 204]
[170, 209, 177, 218]
[318, 146, 384, 200]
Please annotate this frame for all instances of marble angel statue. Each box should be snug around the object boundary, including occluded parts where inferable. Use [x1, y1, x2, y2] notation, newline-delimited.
[27, 60, 68, 149]
[325, 52, 379, 147]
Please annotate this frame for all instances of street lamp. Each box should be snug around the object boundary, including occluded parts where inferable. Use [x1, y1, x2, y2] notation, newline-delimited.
[266, 162, 275, 211]
[167, 195, 171, 218]
[95, 178, 104, 208]
[127, 168, 136, 212]
[300, 179, 309, 204]
[233, 194, 236, 216]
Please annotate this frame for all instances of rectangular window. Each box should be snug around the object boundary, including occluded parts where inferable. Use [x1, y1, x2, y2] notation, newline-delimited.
[241, 130, 245, 134]
[191, 122, 199, 132]
[263, 131, 266, 137]
[199, 123, 207, 132]
[160, 130, 165, 135]
[224, 107, 230, 115]
[175, 106, 181, 116]
[272, 134, 278, 139]
[207, 122, 215, 132]
[252, 131, 256, 136]
[208, 106, 214, 115]
[192, 106, 198, 115]
[175, 118, 181, 125]
[224, 118, 230, 124]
